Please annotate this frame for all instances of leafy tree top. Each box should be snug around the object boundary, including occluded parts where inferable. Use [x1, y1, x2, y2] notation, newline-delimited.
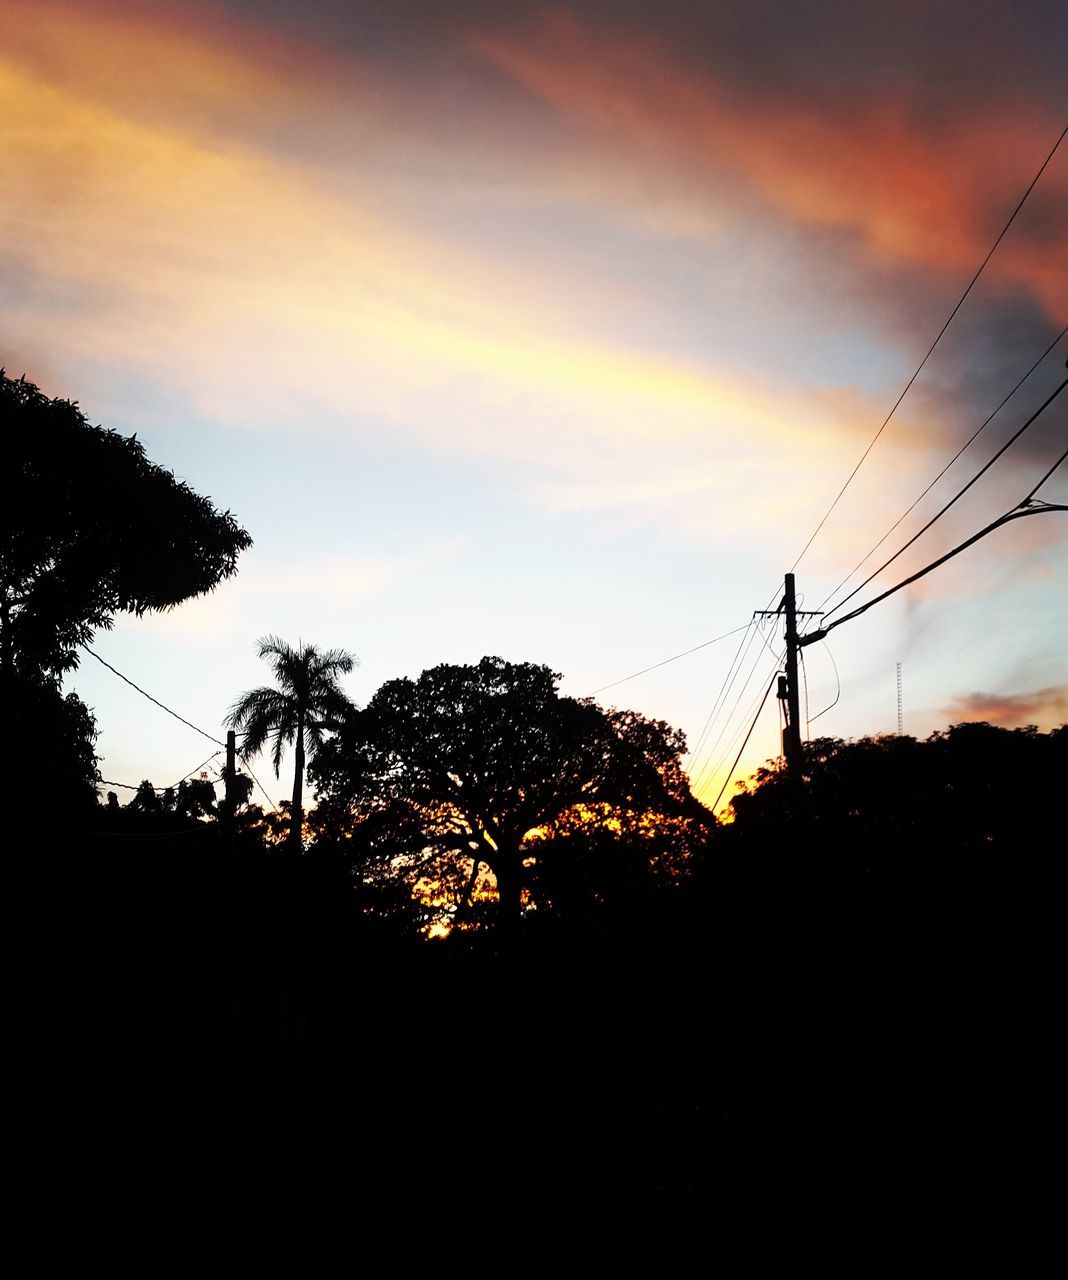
[1, 371, 252, 676]
[227, 635, 357, 778]
[227, 635, 357, 852]
[311, 656, 702, 920]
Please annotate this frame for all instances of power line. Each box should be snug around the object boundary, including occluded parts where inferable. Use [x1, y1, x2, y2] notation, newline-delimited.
[83, 645, 225, 746]
[1022, 445, 1068, 504]
[806, 448, 1068, 641]
[699, 625, 782, 779]
[823, 372, 1068, 621]
[687, 623, 768, 784]
[692, 641, 783, 794]
[683, 619, 756, 766]
[808, 641, 841, 725]
[685, 579, 786, 779]
[588, 621, 751, 697]
[244, 763, 279, 812]
[172, 751, 223, 791]
[818, 326, 1068, 613]
[799, 647, 811, 740]
[791, 121, 1068, 572]
[97, 750, 222, 795]
[711, 671, 779, 812]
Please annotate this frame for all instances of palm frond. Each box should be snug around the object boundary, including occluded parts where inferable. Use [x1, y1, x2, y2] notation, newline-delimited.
[227, 686, 295, 765]
[232, 636, 357, 780]
[310, 647, 357, 680]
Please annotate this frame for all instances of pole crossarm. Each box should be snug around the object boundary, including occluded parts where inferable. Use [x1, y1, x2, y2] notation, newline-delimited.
[753, 609, 824, 619]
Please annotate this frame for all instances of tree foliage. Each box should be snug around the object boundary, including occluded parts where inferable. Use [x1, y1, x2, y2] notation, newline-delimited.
[10, 673, 100, 823]
[227, 636, 357, 851]
[1, 370, 252, 679]
[727, 720, 1067, 858]
[310, 655, 707, 930]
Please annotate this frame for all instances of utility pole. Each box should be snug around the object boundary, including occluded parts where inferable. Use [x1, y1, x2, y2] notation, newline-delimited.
[223, 729, 237, 901]
[756, 573, 822, 776]
[223, 730, 237, 830]
[783, 573, 802, 772]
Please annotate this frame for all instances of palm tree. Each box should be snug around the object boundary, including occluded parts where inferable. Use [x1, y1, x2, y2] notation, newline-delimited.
[227, 635, 356, 851]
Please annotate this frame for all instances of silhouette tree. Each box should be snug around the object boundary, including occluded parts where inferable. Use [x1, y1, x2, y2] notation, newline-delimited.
[310, 656, 702, 929]
[10, 673, 101, 826]
[227, 637, 356, 852]
[3, 370, 252, 825]
[1, 370, 252, 681]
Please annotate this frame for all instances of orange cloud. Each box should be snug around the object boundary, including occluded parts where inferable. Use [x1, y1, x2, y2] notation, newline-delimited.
[0, 0, 330, 130]
[471, 9, 1068, 316]
[943, 686, 1068, 728]
[4, 0, 1046, 577]
[2, 16, 883, 536]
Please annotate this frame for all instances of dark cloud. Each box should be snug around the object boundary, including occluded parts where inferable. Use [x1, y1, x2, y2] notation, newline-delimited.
[944, 684, 1068, 727]
[211, 1, 1065, 86]
[896, 303, 1067, 466]
[146, 1, 1068, 120]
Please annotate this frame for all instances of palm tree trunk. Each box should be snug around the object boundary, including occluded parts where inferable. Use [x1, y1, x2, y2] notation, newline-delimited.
[289, 714, 305, 853]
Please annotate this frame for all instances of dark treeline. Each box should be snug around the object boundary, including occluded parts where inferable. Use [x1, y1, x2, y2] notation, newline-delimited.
[9, 371, 1061, 1220]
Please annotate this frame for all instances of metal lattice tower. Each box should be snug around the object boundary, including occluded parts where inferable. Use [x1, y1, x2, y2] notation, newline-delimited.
[896, 662, 903, 734]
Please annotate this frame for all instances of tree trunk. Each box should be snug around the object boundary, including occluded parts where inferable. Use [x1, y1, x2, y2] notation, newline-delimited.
[492, 852, 523, 933]
[289, 714, 305, 854]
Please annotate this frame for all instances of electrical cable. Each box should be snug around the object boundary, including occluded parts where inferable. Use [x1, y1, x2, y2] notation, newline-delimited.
[693, 642, 784, 794]
[799, 647, 811, 740]
[171, 751, 223, 791]
[711, 671, 779, 812]
[694, 626, 782, 785]
[818, 326, 1068, 613]
[684, 619, 757, 766]
[808, 641, 841, 725]
[588, 621, 751, 697]
[1021, 444, 1068, 503]
[807, 447, 1068, 641]
[97, 750, 222, 796]
[82, 645, 225, 746]
[791, 122, 1068, 573]
[244, 763, 279, 812]
[823, 372, 1068, 620]
[685, 582, 787, 778]
[686, 622, 768, 783]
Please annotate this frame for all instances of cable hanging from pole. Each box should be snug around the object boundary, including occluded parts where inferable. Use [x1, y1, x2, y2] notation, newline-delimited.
[83, 645, 225, 746]
[818, 326, 1068, 614]
[689, 628, 777, 788]
[711, 671, 779, 812]
[823, 372, 1068, 621]
[803, 446, 1068, 646]
[588, 621, 751, 697]
[790, 121, 1068, 572]
[694, 642, 785, 795]
[684, 619, 757, 767]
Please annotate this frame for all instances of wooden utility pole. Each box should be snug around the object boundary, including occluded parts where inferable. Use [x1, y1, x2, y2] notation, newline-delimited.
[783, 573, 803, 773]
[758, 574, 822, 775]
[223, 730, 237, 829]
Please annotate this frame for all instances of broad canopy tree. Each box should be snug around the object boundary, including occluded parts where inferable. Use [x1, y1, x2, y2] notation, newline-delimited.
[310, 656, 706, 928]
[1, 371, 252, 681]
[2, 371, 252, 822]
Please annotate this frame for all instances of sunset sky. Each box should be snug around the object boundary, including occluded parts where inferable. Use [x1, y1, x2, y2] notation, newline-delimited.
[4, 0, 1066, 810]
